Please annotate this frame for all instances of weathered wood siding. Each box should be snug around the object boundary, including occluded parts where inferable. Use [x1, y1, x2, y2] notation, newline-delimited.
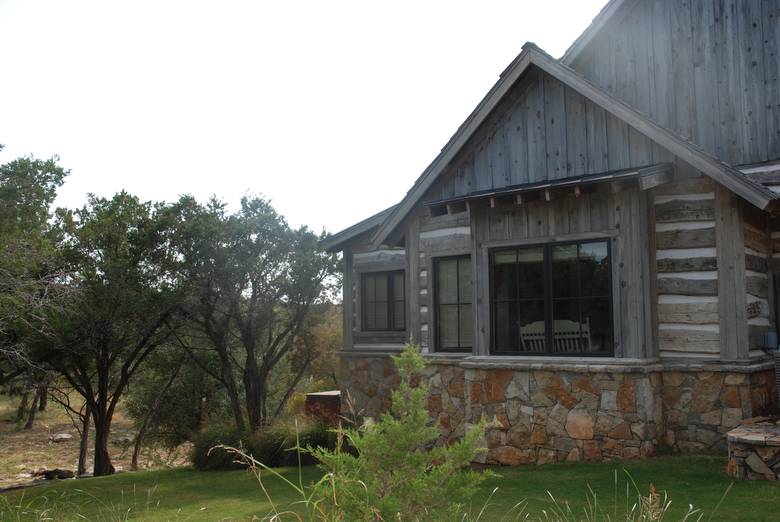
[467, 187, 655, 359]
[429, 67, 665, 202]
[570, 0, 780, 166]
[347, 240, 408, 348]
[743, 202, 772, 355]
[413, 211, 472, 351]
[653, 175, 720, 359]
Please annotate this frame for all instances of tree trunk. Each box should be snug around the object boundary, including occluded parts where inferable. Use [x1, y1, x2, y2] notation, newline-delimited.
[92, 412, 115, 476]
[38, 384, 47, 412]
[131, 363, 181, 471]
[78, 406, 91, 476]
[23, 389, 40, 429]
[227, 383, 246, 431]
[16, 391, 29, 422]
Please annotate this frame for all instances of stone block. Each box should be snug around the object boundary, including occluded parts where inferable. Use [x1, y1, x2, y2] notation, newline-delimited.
[725, 373, 747, 385]
[491, 446, 535, 466]
[583, 440, 602, 460]
[565, 409, 594, 440]
[536, 448, 557, 465]
[721, 408, 743, 428]
[617, 379, 636, 413]
[746, 452, 775, 476]
[544, 375, 577, 409]
[506, 373, 530, 400]
[691, 374, 723, 413]
[700, 410, 721, 426]
[566, 448, 581, 462]
[722, 386, 741, 408]
[608, 422, 633, 440]
[601, 390, 617, 411]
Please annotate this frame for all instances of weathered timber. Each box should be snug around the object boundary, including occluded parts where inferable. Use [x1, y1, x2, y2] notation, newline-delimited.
[656, 257, 717, 273]
[745, 254, 768, 273]
[654, 199, 715, 222]
[655, 227, 716, 249]
[715, 185, 748, 361]
[656, 277, 717, 296]
[657, 301, 719, 325]
[746, 276, 769, 299]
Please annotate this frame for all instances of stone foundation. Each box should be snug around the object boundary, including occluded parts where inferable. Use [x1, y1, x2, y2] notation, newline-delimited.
[727, 419, 780, 480]
[340, 353, 777, 465]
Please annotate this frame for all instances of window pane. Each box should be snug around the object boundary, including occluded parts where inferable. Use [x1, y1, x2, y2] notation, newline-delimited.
[373, 302, 388, 330]
[374, 274, 388, 301]
[459, 304, 473, 348]
[552, 298, 583, 353]
[364, 303, 376, 330]
[438, 304, 459, 349]
[518, 300, 546, 352]
[582, 297, 612, 353]
[365, 275, 376, 301]
[580, 242, 609, 297]
[393, 271, 404, 300]
[552, 244, 578, 298]
[393, 300, 405, 330]
[493, 250, 517, 300]
[458, 257, 472, 302]
[517, 248, 544, 298]
[437, 259, 458, 304]
[494, 301, 518, 351]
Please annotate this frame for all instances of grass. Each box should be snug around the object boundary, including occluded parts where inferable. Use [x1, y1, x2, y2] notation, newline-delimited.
[3, 455, 780, 520]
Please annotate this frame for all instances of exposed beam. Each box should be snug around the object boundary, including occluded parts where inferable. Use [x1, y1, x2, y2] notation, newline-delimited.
[637, 163, 675, 191]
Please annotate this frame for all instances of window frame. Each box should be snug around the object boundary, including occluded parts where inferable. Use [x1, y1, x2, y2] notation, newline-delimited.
[360, 270, 406, 332]
[488, 239, 614, 357]
[433, 254, 473, 353]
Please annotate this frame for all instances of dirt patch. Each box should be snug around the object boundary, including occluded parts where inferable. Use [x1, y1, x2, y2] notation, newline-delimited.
[0, 395, 189, 488]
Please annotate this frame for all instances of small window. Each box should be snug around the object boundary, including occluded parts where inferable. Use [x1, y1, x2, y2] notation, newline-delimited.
[434, 256, 472, 352]
[491, 240, 612, 355]
[362, 271, 405, 331]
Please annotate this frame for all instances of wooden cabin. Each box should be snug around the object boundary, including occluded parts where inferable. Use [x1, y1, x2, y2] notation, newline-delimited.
[324, 0, 780, 463]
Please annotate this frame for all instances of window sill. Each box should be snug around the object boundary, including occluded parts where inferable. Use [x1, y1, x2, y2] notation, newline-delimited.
[458, 355, 660, 373]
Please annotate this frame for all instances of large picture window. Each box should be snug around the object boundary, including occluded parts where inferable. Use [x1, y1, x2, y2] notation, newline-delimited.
[361, 271, 405, 331]
[434, 256, 472, 352]
[491, 240, 612, 355]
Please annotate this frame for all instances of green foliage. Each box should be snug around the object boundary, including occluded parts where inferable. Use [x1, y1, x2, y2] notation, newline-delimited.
[164, 195, 340, 430]
[0, 147, 69, 385]
[124, 347, 228, 449]
[191, 420, 336, 471]
[307, 342, 489, 521]
[191, 424, 249, 471]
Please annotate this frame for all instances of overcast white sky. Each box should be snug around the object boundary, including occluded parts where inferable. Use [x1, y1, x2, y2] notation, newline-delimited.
[1, 0, 605, 233]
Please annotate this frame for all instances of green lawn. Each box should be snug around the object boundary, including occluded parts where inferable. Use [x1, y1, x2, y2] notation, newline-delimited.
[3, 456, 780, 520]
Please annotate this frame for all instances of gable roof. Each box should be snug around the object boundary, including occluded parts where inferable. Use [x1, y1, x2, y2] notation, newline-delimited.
[368, 43, 778, 248]
[321, 204, 397, 253]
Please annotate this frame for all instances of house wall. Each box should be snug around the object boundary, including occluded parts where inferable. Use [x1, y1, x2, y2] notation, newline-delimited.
[468, 186, 654, 359]
[569, 0, 780, 167]
[653, 175, 720, 359]
[343, 240, 408, 351]
[340, 353, 777, 462]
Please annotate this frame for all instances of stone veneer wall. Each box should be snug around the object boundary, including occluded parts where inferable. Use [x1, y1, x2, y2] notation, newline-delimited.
[340, 354, 778, 465]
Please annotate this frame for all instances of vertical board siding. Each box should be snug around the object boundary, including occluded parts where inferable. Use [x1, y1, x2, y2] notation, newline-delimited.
[432, 67, 653, 202]
[572, 0, 780, 166]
